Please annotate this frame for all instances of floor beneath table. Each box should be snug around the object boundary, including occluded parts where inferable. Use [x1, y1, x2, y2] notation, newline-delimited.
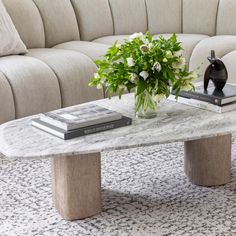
[0, 142, 236, 236]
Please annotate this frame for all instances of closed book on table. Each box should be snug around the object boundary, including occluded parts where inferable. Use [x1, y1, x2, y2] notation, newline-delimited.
[172, 83, 236, 106]
[40, 104, 122, 131]
[32, 116, 132, 140]
[168, 95, 236, 113]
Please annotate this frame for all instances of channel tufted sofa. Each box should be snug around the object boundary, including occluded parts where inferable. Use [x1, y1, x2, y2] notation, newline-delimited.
[1, 0, 236, 124]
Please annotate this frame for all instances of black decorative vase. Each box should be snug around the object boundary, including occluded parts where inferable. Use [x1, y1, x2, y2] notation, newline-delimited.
[204, 50, 228, 91]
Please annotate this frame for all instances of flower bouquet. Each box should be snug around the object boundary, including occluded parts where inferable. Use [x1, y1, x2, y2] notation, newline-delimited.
[89, 32, 197, 118]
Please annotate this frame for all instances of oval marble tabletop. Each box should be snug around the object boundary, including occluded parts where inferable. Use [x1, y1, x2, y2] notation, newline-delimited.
[0, 93, 235, 160]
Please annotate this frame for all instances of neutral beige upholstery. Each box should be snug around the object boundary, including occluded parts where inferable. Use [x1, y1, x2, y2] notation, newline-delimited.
[154, 34, 209, 63]
[109, 0, 147, 35]
[183, 0, 219, 36]
[146, 0, 182, 34]
[71, 0, 113, 41]
[54, 41, 110, 61]
[0, 0, 27, 57]
[0, 71, 15, 123]
[217, 0, 236, 35]
[93, 35, 130, 45]
[222, 51, 236, 84]
[0, 56, 61, 118]
[33, 0, 80, 48]
[189, 36, 236, 79]
[27, 49, 104, 107]
[3, 0, 45, 48]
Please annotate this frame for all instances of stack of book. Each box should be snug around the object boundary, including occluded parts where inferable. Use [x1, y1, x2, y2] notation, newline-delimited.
[170, 82, 236, 113]
[32, 104, 132, 140]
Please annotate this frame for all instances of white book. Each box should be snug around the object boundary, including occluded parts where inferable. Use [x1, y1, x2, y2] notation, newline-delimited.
[40, 104, 122, 131]
[168, 95, 236, 113]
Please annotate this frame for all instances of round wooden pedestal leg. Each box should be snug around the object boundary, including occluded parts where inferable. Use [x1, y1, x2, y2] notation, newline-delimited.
[184, 134, 232, 186]
[51, 153, 102, 221]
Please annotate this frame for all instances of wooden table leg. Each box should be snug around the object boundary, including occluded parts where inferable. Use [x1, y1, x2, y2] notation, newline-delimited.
[184, 134, 232, 186]
[51, 153, 102, 221]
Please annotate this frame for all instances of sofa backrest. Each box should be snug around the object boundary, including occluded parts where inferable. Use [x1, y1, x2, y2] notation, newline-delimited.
[182, 0, 219, 36]
[71, 0, 113, 41]
[2, 0, 236, 49]
[33, 0, 80, 48]
[2, 0, 45, 48]
[217, 0, 236, 35]
[146, 0, 182, 35]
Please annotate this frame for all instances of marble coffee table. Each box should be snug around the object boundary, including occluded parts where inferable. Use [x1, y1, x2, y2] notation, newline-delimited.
[0, 93, 235, 221]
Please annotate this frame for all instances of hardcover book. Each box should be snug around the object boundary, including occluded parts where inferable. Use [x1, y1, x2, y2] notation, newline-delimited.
[32, 116, 132, 140]
[172, 82, 236, 106]
[168, 95, 236, 113]
[40, 104, 122, 131]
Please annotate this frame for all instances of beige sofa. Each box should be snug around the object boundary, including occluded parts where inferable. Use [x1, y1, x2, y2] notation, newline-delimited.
[1, 0, 236, 124]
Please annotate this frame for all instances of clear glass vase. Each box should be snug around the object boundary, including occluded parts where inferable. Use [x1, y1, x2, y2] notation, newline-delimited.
[135, 90, 158, 119]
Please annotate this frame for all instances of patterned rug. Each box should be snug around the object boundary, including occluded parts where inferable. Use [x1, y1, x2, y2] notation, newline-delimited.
[1, 142, 236, 236]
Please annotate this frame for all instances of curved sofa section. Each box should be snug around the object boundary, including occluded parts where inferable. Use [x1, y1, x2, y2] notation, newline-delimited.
[1, 0, 236, 124]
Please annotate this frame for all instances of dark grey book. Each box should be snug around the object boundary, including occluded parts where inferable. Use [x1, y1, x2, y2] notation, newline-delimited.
[32, 116, 132, 140]
[172, 83, 236, 106]
[40, 104, 122, 131]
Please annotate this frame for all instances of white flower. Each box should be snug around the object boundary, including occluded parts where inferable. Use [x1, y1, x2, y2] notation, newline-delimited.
[172, 57, 186, 69]
[152, 62, 162, 72]
[139, 71, 149, 80]
[96, 84, 103, 89]
[174, 50, 183, 57]
[129, 32, 144, 41]
[119, 85, 126, 90]
[130, 73, 139, 84]
[116, 43, 121, 49]
[163, 58, 168, 63]
[148, 43, 153, 48]
[166, 50, 172, 57]
[127, 57, 135, 67]
[94, 73, 100, 79]
[140, 44, 149, 53]
[143, 38, 150, 45]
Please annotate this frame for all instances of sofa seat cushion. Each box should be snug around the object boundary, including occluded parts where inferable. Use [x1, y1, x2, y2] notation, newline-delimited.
[0, 71, 15, 123]
[27, 48, 104, 107]
[189, 36, 236, 79]
[221, 51, 236, 84]
[153, 34, 209, 63]
[53, 41, 110, 61]
[0, 55, 61, 118]
[93, 35, 130, 45]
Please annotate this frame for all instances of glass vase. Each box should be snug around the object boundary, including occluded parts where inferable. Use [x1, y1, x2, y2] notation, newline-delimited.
[135, 90, 158, 119]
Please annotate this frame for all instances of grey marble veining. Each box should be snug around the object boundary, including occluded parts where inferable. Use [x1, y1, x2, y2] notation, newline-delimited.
[0, 93, 235, 160]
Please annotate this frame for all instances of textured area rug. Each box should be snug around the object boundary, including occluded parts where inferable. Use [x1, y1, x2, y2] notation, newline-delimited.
[1, 142, 236, 236]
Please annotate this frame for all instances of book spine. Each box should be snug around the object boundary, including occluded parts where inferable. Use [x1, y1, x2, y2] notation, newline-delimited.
[178, 91, 222, 106]
[64, 117, 132, 140]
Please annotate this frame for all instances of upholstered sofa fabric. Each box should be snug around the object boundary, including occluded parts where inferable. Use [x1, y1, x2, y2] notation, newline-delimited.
[71, 0, 113, 41]
[27, 49, 104, 107]
[2, 0, 45, 49]
[0, 71, 15, 123]
[217, 0, 236, 35]
[0, 0, 27, 56]
[0, 56, 61, 118]
[146, 0, 182, 34]
[33, 0, 80, 48]
[54, 41, 110, 61]
[183, 0, 219, 36]
[109, 0, 147, 35]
